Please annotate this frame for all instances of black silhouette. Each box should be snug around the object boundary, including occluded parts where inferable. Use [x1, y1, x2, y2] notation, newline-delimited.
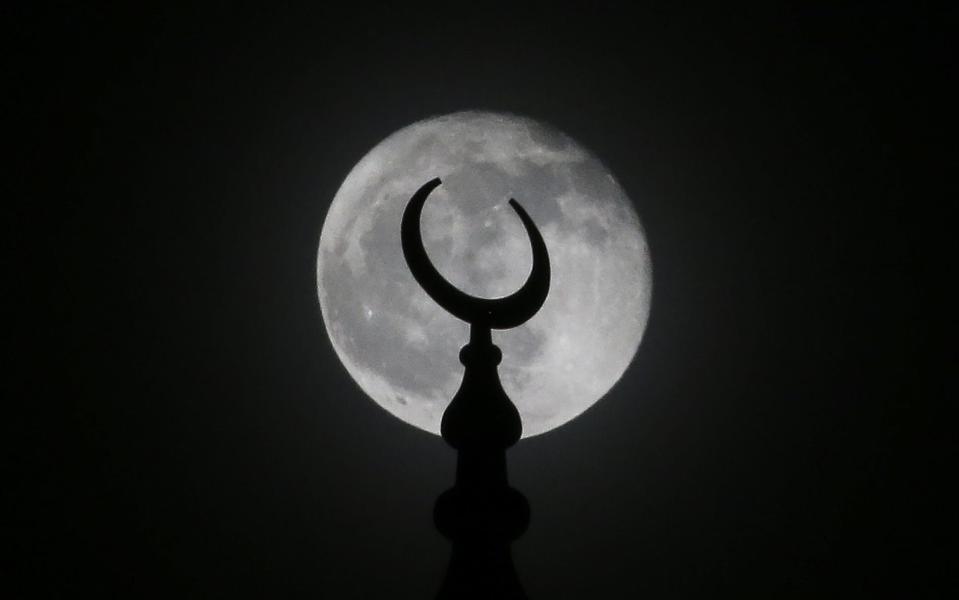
[402, 178, 550, 599]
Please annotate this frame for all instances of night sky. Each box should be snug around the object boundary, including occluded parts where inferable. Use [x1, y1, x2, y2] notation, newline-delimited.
[9, 4, 950, 597]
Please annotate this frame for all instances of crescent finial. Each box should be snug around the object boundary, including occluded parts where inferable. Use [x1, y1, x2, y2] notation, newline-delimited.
[401, 177, 550, 329]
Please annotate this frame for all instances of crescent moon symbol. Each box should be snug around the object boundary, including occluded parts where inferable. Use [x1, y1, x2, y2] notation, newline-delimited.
[401, 177, 551, 330]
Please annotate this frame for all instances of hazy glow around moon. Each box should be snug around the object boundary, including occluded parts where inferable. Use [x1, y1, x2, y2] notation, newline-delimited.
[317, 112, 652, 437]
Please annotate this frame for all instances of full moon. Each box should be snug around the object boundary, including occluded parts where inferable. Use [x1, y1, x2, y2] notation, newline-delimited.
[317, 112, 652, 437]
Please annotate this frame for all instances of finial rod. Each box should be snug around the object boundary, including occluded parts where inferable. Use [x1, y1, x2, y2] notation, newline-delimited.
[401, 178, 548, 599]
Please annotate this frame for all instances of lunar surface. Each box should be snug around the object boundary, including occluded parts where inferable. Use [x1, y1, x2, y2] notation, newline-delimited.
[317, 112, 652, 437]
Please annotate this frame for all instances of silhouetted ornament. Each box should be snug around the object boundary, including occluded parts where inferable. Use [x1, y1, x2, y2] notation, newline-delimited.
[402, 177, 549, 599]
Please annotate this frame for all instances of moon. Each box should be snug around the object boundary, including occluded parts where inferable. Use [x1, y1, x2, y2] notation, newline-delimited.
[317, 111, 652, 438]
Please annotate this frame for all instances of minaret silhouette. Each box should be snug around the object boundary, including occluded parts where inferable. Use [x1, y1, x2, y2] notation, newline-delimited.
[401, 178, 550, 599]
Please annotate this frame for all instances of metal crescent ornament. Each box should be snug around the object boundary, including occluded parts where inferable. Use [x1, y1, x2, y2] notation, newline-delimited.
[401, 177, 551, 330]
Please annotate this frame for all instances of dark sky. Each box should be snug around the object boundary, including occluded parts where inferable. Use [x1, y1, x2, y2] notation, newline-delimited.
[8, 4, 951, 598]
